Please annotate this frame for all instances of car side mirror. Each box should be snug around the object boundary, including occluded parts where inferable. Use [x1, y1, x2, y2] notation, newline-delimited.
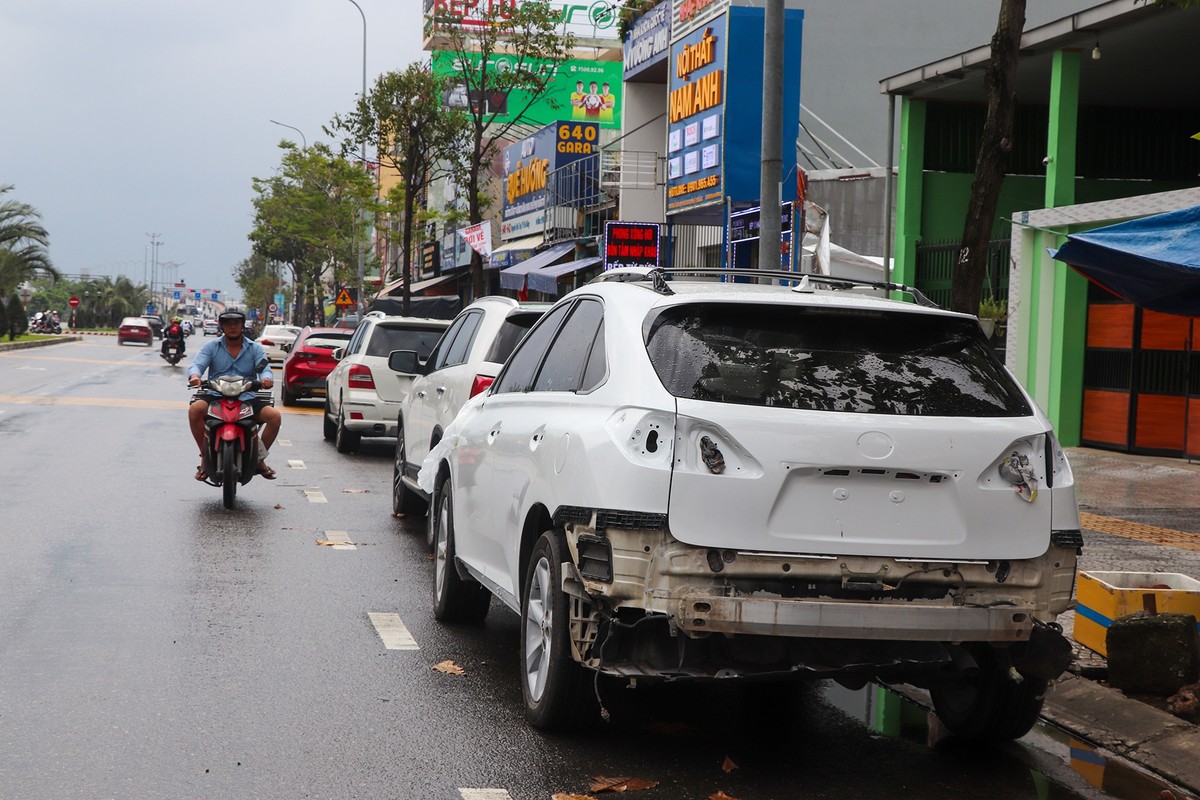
[388, 349, 422, 375]
[332, 347, 344, 361]
[281, 343, 292, 353]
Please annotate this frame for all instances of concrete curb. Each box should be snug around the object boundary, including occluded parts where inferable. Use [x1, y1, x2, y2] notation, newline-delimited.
[1041, 673, 1200, 794]
[0, 335, 83, 352]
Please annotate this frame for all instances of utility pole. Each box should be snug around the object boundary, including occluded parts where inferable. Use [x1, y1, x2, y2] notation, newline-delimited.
[758, 0, 784, 272]
[146, 233, 161, 313]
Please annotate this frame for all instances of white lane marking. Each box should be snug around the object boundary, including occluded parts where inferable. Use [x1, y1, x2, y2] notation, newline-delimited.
[304, 489, 327, 503]
[459, 791, 513, 800]
[368, 612, 419, 651]
[288, 459, 306, 469]
[322, 530, 355, 550]
[276, 439, 292, 446]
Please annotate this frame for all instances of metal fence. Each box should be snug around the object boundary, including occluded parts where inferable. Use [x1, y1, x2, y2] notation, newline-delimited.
[914, 238, 1011, 308]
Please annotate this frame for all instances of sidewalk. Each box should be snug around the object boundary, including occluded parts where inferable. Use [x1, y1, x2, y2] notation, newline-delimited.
[1041, 448, 1200, 795]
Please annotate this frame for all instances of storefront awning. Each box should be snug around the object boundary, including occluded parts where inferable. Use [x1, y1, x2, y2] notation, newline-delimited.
[410, 272, 461, 294]
[1050, 205, 1200, 315]
[526, 256, 603, 295]
[489, 235, 544, 270]
[499, 242, 576, 290]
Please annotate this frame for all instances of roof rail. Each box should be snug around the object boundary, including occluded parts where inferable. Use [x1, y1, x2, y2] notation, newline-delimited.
[592, 267, 940, 308]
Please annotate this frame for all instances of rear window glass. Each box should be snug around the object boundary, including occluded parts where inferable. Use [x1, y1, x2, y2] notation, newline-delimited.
[644, 303, 1031, 417]
[367, 325, 444, 359]
[483, 311, 544, 363]
[304, 335, 352, 350]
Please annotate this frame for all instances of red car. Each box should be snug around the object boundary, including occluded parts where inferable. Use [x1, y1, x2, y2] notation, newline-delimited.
[117, 317, 154, 346]
[281, 326, 354, 405]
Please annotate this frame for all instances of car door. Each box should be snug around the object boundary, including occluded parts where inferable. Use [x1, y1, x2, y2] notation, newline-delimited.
[453, 302, 572, 594]
[406, 311, 480, 468]
[473, 299, 606, 601]
[329, 321, 369, 415]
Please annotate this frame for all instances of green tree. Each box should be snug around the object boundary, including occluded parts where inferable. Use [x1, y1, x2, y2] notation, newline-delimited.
[234, 253, 285, 324]
[328, 61, 468, 316]
[0, 184, 58, 296]
[92, 275, 147, 327]
[430, 3, 575, 299]
[5, 293, 24, 340]
[951, 0, 1025, 315]
[249, 143, 379, 324]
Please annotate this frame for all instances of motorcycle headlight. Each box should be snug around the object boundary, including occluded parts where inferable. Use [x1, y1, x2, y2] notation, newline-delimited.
[212, 375, 246, 397]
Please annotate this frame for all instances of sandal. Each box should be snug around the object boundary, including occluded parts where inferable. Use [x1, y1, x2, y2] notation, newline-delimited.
[257, 461, 277, 480]
[195, 464, 207, 482]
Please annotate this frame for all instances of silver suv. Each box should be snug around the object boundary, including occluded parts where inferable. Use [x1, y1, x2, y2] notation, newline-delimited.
[323, 311, 449, 453]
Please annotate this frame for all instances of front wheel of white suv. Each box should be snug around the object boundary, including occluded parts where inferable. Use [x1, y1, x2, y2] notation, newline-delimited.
[520, 531, 597, 731]
[930, 645, 1047, 741]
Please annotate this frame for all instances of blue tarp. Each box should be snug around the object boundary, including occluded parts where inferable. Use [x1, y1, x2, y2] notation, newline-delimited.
[1049, 205, 1200, 315]
[498, 242, 575, 291]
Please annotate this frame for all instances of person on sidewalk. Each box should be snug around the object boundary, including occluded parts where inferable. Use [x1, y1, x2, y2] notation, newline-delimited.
[186, 310, 280, 481]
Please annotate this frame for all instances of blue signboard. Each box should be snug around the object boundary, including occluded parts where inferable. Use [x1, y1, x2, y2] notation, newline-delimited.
[666, 6, 803, 219]
[173, 290, 181, 300]
[194, 291, 201, 300]
[500, 120, 599, 240]
[624, 0, 671, 80]
[210, 292, 219, 301]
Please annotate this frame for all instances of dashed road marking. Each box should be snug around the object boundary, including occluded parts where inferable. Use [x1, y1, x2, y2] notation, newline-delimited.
[304, 489, 328, 504]
[0, 394, 184, 410]
[288, 460, 306, 469]
[1080, 511, 1200, 552]
[368, 612, 419, 650]
[276, 439, 292, 446]
[321, 530, 355, 550]
[459, 790, 513, 800]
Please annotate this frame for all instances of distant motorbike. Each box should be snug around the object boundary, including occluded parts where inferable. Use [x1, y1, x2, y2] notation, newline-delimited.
[29, 313, 62, 334]
[161, 340, 185, 366]
[195, 362, 271, 509]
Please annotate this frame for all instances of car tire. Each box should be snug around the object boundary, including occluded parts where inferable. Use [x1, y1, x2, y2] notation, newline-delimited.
[432, 481, 490, 624]
[930, 645, 1047, 741]
[334, 404, 360, 453]
[281, 385, 296, 406]
[392, 422, 428, 518]
[520, 530, 597, 731]
[322, 398, 336, 441]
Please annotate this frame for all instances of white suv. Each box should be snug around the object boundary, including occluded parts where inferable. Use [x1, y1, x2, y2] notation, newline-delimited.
[423, 268, 1081, 740]
[323, 311, 449, 453]
[391, 297, 549, 532]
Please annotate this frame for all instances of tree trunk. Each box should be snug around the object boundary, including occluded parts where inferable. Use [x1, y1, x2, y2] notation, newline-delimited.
[469, 135, 486, 303]
[951, 0, 1026, 315]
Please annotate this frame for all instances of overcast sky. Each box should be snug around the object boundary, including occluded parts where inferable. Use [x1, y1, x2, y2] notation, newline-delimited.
[2, 1, 425, 300]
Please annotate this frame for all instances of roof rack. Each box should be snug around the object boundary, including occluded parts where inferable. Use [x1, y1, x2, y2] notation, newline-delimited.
[591, 267, 940, 308]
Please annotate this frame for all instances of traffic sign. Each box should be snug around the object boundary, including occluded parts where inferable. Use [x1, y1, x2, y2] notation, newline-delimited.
[334, 287, 356, 307]
[68, 296, 80, 308]
[267, 303, 278, 313]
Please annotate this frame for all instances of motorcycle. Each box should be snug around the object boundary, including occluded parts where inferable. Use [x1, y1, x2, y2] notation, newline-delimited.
[161, 339, 185, 366]
[195, 361, 272, 509]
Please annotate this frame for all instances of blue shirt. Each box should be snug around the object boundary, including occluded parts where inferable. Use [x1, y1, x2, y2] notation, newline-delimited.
[188, 335, 273, 400]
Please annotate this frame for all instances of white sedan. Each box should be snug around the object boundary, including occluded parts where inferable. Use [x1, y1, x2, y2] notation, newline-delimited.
[256, 324, 302, 362]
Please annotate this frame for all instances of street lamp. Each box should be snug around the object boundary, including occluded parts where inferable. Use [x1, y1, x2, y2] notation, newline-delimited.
[345, 0, 367, 313]
[146, 233, 161, 313]
[269, 119, 307, 149]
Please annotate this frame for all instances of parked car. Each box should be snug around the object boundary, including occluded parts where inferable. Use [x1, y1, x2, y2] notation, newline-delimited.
[391, 296, 550, 525]
[117, 316, 154, 346]
[140, 314, 165, 339]
[323, 311, 450, 453]
[281, 326, 354, 405]
[258, 324, 301, 362]
[327, 315, 360, 330]
[202, 319, 218, 336]
[423, 267, 1081, 740]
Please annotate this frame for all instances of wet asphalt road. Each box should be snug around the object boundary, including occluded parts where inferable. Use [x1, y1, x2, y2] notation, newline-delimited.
[0, 336, 1154, 800]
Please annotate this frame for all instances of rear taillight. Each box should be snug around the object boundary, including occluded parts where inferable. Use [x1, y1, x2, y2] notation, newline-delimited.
[469, 374, 494, 398]
[260, 338, 274, 346]
[349, 364, 376, 390]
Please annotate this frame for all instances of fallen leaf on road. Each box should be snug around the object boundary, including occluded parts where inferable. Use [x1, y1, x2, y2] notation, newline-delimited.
[274, 504, 284, 509]
[589, 776, 659, 792]
[392, 512, 404, 519]
[315, 539, 345, 547]
[552, 794, 599, 800]
[343, 488, 369, 493]
[710, 792, 740, 800]
[721, 756, 738, 773]
[432, 660, 465, 676]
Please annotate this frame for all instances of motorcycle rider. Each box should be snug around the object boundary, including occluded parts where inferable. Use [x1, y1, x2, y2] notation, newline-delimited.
[161, 316, 186, 359]
[187, 310, 281, 481]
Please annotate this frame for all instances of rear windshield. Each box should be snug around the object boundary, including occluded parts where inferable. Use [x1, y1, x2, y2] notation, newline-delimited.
[483, 311, 544, 363]
[644, 303, 1031, 417]
[368, 325, 444, 359]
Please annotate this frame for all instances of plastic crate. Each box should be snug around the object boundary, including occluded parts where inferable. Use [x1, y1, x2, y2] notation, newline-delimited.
[1074, 570, 1200, 657]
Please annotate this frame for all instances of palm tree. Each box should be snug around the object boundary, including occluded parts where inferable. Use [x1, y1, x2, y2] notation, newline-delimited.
[0, 184, 58, 295]
[95, 275, 146, 326]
